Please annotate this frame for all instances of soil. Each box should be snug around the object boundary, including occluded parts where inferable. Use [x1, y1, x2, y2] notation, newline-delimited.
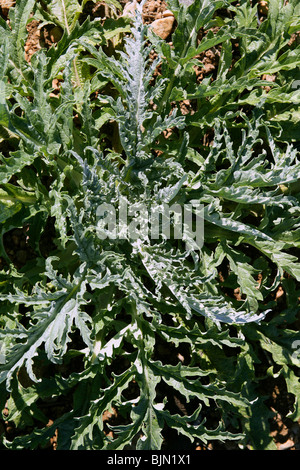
[0, 0, 300, 451]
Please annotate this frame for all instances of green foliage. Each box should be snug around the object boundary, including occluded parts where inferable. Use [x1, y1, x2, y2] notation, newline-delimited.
[0, 0, 299, 451]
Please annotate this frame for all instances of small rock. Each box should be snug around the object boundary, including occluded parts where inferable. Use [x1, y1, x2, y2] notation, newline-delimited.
[147, 2, 156, 13]
[162, 10, 174, 18]
[262, 73, 276, 92]
[204, 62, 215, 74]
[49, 26, 63, 43]
[0, 0, 15, 17]
[277, 439, 295, 450]
[150, 17, 174, 40]
[258, 0, 268, 16]
[262, 73, 276, 82]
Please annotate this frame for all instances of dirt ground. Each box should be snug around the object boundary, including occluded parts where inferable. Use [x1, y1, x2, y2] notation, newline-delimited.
[0, 0, 300, 451]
